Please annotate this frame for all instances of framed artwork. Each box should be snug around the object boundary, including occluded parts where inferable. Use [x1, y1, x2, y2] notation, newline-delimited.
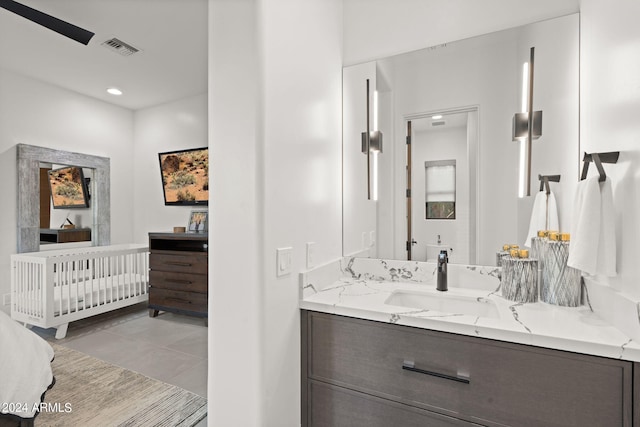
[188, 210, 208, 232]
[158, 147, 208, 206]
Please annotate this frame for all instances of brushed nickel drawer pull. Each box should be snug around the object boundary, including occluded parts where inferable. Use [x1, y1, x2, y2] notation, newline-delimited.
[167, 279, 193, 285]
[166, 261, 192, 267]
[166, 297, 192, 304]
[402, 360, 470, 384]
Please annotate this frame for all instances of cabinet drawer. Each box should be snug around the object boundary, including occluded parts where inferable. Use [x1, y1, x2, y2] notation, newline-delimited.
[308, 380, 477, 427]
[307, 312, 633, 427]
[150, 270, 207, 293]
[149, 288, 207, 314]
[150, 252, 207, 274]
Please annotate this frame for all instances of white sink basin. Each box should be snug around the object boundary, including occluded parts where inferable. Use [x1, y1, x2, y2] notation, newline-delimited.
[384, 289, 500, 319]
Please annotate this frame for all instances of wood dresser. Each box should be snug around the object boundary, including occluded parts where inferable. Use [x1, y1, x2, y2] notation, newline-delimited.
[148, 232, 208, 318]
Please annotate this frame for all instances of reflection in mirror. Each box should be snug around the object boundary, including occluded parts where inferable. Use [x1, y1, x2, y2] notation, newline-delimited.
[17, 144, 110, 253]
[409, 110, 477, 264]
[39, 163, 94, 247]
[343, 14, 579, 266]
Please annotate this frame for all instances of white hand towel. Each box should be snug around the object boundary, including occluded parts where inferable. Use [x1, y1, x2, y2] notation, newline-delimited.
[524, 191, 559, 247]
[567, 176, 601, 275]
[596, 179, 616, 276]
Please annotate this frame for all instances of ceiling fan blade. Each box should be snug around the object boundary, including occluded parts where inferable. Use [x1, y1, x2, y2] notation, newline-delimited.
[0, 0, 94, 45]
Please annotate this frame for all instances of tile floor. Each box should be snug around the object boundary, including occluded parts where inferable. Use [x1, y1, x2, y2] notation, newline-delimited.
[31, 303, 208, 426]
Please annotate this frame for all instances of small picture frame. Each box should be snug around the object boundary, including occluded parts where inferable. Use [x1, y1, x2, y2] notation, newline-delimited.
[188, 210, 208, 232]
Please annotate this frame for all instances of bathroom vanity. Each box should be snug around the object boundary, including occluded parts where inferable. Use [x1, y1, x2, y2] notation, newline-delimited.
[300, 257, 640, 426]
[302, 311, 635, 426]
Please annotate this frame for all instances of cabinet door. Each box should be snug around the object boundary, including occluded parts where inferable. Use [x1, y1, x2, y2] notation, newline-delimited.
[309, 380, 479, 427]
[635, 362, 640, 427]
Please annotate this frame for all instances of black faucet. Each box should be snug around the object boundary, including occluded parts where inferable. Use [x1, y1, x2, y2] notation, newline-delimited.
[437, 250, 448, 292]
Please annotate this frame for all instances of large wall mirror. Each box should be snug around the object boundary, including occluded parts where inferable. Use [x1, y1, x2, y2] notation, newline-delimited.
[17, 144, 110, 253]
[343, 14, 579, 266]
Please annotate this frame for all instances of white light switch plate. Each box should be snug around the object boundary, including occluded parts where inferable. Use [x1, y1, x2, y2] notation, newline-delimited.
[276, 247, 293, 277]
[370, 230, 376, 246]
[306, 242, 316, 269]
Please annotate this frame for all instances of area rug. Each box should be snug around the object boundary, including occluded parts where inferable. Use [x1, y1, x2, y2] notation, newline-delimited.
[37, 344, 207, 426]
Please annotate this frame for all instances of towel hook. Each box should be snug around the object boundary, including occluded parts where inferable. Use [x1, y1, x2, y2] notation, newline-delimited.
[580, 151, 620, 182]
[538, 174, 561, 195]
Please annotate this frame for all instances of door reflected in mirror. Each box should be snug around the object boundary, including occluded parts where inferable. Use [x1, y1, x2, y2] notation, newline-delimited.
[411, 110, 476, 264]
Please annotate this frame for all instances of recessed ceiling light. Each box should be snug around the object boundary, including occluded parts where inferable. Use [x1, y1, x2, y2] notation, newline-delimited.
[107, 87, 123, 96]
[432, 114, 443, 120]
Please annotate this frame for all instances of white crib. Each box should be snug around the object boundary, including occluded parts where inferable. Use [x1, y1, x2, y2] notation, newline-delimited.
[11, 244, 149, 339]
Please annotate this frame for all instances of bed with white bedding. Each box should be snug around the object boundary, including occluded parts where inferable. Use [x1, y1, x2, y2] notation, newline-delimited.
[0, 310, 54, 426]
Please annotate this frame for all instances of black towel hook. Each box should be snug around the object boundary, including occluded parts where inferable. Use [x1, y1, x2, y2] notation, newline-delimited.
[580, 151, 620, 182]
[538, 174, 561, 195]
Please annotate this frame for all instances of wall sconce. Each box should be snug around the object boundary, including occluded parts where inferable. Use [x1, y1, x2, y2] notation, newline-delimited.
[513, 47, 542, 197]
[361, 79, 383, 200]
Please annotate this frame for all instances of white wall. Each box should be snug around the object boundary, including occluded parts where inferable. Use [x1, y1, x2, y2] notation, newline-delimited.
[209, 0, 264, 424]
[342, 62, 377, 256]
[343, 0, 579, 65]
[209, 0, 343, 425]
[261, 0, 343, 423]
[579, 0, 640, 299]
[0, 68, 134, 299]
[132, 94, 208, 243]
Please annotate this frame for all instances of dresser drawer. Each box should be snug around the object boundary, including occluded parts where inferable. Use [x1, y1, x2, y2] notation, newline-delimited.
[150, 251, 207, 274]
[149, 288, 207, 314]
[308, 380, 477, 427]
[307, 312, 632, 427]
[150, 270, 207, 293]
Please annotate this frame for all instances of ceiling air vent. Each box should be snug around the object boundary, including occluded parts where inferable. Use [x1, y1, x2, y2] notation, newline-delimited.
[432, 121, 446, 127]
[101, 38, 140, 57]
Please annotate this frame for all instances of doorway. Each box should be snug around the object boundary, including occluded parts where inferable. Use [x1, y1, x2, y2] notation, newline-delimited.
[405, 107, 478, 264]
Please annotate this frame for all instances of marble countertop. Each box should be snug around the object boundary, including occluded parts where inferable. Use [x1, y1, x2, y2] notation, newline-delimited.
[299, 257, 640, 362]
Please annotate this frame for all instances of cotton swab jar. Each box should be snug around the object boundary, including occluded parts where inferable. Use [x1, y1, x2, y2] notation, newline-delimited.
[501, 249, 538, 303]
[541, 233, 581, 306]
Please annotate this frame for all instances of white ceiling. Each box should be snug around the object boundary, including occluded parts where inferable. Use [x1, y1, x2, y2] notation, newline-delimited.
[0, 0, 208, 110]
[412, 112, 468, 133]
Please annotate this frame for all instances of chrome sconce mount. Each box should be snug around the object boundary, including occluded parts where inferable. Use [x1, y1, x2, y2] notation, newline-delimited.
[361, 130, 383, 154]
[361, 78, 383, 200]
[512, 111, 542, 141]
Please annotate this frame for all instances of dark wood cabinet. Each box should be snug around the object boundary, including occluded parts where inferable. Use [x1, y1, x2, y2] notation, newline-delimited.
[309, 380, 479, 427]
[40, 227, 91, 243]
[301, 310, 635, 427]
[148, 232, 208, 318]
